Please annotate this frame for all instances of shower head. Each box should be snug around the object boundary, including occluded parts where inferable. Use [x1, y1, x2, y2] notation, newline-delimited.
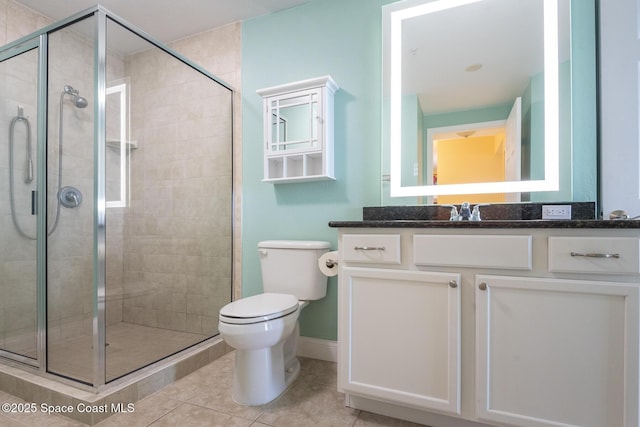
[62, 85, 88, 109]
[73, 95, 88, 109]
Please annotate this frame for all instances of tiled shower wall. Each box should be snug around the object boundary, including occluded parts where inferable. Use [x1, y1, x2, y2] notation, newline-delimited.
[169, 24, 242, 305]
[119, 24, 238, 335]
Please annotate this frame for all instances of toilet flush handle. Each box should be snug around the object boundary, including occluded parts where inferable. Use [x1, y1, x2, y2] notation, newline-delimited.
[258, 249, 268, 257]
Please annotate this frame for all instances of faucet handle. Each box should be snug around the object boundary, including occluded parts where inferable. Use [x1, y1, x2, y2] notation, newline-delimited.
[471, 205, 481, 221]
[470, 203, 490, 221]
[437, 204, 460, 221]
[449, 206, 459, 221]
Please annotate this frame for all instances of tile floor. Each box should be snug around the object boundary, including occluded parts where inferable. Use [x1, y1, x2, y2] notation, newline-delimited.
[0, 351, 426, 426]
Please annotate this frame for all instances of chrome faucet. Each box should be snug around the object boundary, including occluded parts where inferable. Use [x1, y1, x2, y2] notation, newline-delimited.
[449, 202, 488, 221]
[459, 202, 472, 220]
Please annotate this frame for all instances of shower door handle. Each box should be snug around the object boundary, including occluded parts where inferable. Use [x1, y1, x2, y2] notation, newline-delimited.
[31, 190, 37, 215]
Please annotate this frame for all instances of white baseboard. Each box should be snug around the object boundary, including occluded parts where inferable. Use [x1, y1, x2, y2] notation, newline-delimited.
[297, 337, 337, 362]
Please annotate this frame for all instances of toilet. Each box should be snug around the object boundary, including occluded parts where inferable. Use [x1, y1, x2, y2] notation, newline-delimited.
[218, 240, 331, 406]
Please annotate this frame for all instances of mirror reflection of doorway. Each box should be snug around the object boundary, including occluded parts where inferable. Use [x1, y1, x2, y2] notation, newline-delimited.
[427, 97, 522, 204]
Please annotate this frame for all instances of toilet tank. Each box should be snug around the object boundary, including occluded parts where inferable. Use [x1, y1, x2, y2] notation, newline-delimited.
[258, 240, 331, 301]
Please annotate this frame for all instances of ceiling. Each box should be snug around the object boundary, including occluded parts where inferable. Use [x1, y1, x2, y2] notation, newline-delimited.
[15, 0, 310, 44]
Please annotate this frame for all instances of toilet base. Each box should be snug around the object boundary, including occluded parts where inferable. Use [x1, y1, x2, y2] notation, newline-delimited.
[232, 346, 300, 406]
[230, 322, 301, 406]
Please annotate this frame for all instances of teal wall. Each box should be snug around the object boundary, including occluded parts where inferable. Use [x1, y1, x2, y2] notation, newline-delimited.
[424, 102, 513, 129]
[242, 0, 392, 341]
[401, 94, 420, 188]
[570, 0, 598, 202]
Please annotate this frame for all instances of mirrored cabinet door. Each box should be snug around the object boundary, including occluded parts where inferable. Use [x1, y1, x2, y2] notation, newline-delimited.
[258, 75, 338, 183]
[268, 90, 319, 153]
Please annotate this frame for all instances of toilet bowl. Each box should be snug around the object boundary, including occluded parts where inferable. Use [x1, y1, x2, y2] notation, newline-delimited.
[218, 240, 330, 406]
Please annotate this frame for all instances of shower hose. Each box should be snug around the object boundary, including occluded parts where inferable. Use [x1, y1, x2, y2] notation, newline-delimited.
[8, 109, 35, 240]
[8, 105, 65, 240]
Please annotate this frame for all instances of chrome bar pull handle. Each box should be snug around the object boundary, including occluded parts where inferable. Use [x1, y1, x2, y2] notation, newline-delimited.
[570, 251, 620, 259]
[354, 246, 386, 251]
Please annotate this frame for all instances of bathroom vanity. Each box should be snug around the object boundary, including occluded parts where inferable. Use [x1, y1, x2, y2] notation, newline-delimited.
[330, 214, 640, 427]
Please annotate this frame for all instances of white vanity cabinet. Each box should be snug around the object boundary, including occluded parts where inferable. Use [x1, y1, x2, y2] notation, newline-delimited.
[340, 266, 462, 415]
[476, 275, 638, 427]
[335, 227, 640, 427]
[257, 76, 338, 183]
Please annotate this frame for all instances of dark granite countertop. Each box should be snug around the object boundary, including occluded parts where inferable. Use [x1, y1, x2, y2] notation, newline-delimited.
[328, 219, 640, 229]
[329, 202, 640, 228]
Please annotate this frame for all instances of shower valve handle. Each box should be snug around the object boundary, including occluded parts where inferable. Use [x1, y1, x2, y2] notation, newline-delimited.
[59, 186, 83, 208]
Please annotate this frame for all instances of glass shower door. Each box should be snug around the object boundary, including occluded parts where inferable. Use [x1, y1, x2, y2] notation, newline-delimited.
[45, 16, 96, 385]
[0, 44, 40, 364]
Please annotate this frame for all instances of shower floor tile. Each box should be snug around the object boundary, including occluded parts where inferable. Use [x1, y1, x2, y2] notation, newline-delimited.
[48, 322, 209, 383]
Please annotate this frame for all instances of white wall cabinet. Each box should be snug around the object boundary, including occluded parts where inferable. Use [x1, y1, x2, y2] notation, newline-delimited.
[336, 228, 640, 427]
[257, 75, 338, 183]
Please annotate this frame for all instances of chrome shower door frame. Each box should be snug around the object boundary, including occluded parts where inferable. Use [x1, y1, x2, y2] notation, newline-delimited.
[93, 7, 108, 390]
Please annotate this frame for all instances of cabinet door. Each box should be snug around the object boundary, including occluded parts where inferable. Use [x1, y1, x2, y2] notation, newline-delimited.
[476, 275, 639, 427]
[265, 87, 322, 155]
[339, 267, 461, 415]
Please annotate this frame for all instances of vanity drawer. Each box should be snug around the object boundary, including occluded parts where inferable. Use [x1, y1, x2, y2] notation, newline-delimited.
[548, 237, 640, 274]
[413, 235, 532, 270]
[342, 234, 401, 264]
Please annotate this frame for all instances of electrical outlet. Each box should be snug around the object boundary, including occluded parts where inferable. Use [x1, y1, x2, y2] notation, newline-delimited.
[542, 204, 572, 220]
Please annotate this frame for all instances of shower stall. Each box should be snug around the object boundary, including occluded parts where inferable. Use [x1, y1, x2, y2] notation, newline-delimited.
[0, 6, 233, 390]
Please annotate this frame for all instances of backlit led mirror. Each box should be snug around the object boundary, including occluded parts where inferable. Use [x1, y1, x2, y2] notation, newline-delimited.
[382, 0, 597, 205]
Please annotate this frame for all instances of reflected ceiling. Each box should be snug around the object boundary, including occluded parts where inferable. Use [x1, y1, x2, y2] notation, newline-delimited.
[401, 0, 569, 115]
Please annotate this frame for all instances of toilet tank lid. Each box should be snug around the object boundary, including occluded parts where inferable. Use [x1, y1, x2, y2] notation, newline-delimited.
[258, 240, 331, 249]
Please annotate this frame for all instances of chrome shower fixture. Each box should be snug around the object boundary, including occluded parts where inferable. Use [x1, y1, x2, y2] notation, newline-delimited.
[62, 84, 88, 108]
[59, 186, 83, 208]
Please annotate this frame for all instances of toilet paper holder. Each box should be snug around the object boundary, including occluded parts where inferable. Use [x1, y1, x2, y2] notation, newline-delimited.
[319, 250, 339, 277]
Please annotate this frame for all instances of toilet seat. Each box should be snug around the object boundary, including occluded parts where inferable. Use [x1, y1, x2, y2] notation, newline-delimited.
[219, 293, 299, 325]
